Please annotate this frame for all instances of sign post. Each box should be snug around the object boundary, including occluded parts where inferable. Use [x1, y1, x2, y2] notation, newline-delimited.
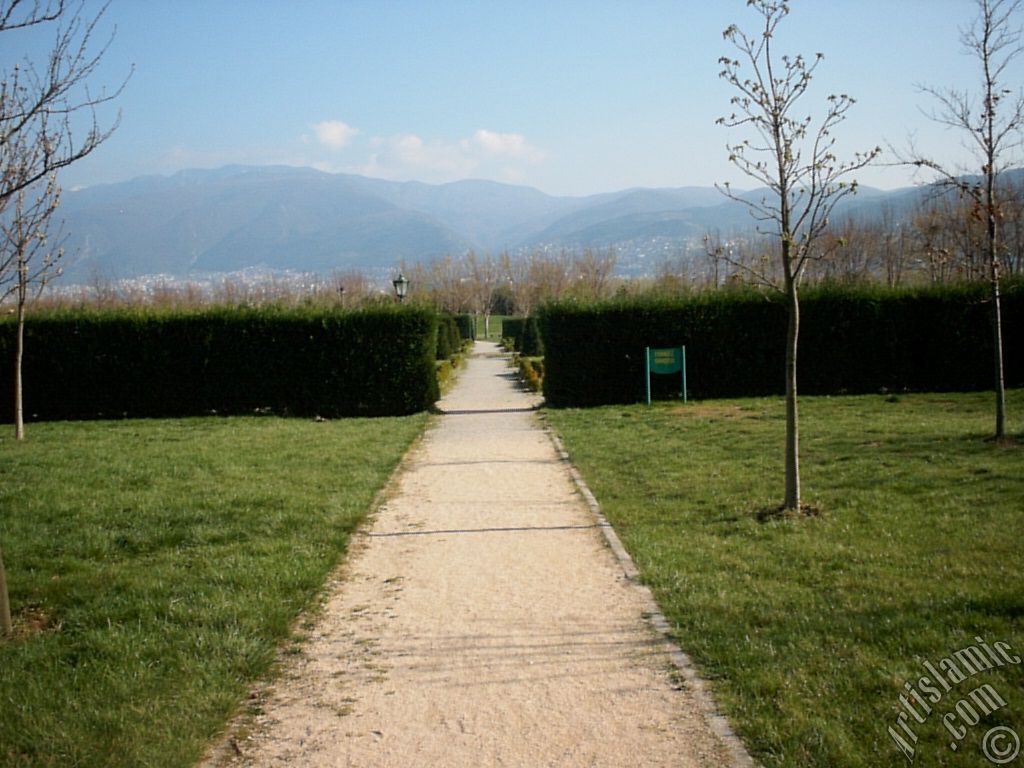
[645, 346, 687, 405]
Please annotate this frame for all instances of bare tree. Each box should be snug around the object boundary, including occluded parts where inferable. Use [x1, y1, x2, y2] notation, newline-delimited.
[570, 247, 617, 301]
[909, 196, 958, 282]
[1, 177, 63, 440]
[702, 232, 727, 288]
[907, 0, 1022, 441]
[812, 216, 876, 285]
[2, 0, 127, 430]
[877, 204, 909, 287]
[500, 250, 532, 315]
[411, 255, 472, 313]
[1001, 175, 1024, 274]
[717, 0, 880, 512]
[463, 250, 499, 337]
[704, 233, 773, 288]
[0, 0, 128, 636]
[327, 270, 371, 307]
[500, 249, 573, 315]
[530, 249, 573, 306]
[1, 1, 128, 209]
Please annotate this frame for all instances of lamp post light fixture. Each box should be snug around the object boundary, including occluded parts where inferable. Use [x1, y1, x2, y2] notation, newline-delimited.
[392, 272, 409, 303]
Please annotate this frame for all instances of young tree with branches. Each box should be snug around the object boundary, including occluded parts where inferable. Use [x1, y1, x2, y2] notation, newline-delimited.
[907, 0, 1023, 442]
[0, 0, 128, 636]
[717, 0, 880, 512]
[1, 1, 127, 207]
[1, 177, 63, 440]
[463, 250, 499, 337]
[0, 180, 58, 638]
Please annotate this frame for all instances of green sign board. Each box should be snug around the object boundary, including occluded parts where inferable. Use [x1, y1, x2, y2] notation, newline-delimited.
[645, 346, 687, 404]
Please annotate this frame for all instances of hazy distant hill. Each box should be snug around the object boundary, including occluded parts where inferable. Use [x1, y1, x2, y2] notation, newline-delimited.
[52, 164, 979, 283]
[59, 167, 469, 281]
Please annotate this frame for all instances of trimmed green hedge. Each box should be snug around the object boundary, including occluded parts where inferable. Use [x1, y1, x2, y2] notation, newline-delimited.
[502, 317, 526, 349]
[538, 282, 1024, 407]
[520, 316, 544, 357]
[436, 315, 461, 360]
[501, 316, 543, 355]
[455, 314, 475, 341]
[0, 306, 440, 421]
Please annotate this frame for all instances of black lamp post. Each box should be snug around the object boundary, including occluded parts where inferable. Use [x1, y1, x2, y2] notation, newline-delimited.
[392, 272, 409, 303]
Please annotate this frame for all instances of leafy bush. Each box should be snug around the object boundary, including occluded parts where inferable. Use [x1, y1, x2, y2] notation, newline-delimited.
[0, 305, 440, 420]
[436, 359, 455, 392]
[538, 282, 1023, 407]
[517, 356, 544, 392]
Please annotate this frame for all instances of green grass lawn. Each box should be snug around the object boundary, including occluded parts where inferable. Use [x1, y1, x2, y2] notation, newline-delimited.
[0, 414, 426, 767]
[544, 391, 1023, 768]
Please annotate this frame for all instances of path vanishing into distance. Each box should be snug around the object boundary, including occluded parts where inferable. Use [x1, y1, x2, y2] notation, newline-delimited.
[207, 341, 754, 768]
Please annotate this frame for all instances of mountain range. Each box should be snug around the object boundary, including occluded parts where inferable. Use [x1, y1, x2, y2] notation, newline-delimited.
[52, 164, 951, 283]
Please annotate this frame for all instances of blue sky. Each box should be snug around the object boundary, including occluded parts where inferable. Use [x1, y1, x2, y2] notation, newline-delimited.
[7, 0, 1023, 196]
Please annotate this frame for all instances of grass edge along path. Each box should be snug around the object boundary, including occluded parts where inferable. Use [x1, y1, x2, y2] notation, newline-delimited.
[0, 413, 428, 768]
[544, 390, 1023, 768]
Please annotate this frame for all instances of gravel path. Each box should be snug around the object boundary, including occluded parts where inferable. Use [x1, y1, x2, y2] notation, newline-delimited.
[208, 342, 749, 767]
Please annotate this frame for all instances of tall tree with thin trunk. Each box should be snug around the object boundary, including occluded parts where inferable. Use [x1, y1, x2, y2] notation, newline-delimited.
[907, 0, 1022, 442]
[1, 177, 64, 440]
[0, 0, 128, 637]
[717, 0, 879, 511]
[500, 251, 534, 316]
[464, 250, 499, 338]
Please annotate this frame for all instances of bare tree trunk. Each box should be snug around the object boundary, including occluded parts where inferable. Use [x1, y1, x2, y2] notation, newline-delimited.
[0, 546, 11, 636]
[719, 0, 877, 513]
[909, 0, 1020, 440]
[987, 113, 1008, 441]
[991, 258, 1008, 440]
[15, 254, 26, 441]
[784, 275, 801, 511]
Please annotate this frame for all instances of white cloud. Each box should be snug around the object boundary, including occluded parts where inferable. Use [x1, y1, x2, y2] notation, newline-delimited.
[470, 129, 545, 162]
[392, 133, 478, 177]
[312, 120, 358, 150]
[355, 129, 546, 185]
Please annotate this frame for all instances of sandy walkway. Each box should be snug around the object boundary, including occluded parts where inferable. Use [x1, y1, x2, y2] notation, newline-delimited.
[208, 342, 750, 767]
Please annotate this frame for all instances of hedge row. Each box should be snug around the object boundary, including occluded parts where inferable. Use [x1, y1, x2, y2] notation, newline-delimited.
[537, 282, 1024, 407]
[501, 316, 544, 356]
[436, 314, 476, 359]
[436, 315, 461, 360]
[455, 314, 475, 342]
[0, 306, 440, 421]
[502, 317, 525, 347]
